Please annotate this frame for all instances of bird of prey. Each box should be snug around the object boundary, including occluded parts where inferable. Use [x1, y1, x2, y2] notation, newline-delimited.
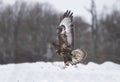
[51, 10, 87, 66]
[57, 10, 74, 51]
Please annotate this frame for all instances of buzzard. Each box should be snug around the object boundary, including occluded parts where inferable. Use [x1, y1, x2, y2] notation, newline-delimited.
[57, 10, 74, 50]
[51, 10, 87, 66]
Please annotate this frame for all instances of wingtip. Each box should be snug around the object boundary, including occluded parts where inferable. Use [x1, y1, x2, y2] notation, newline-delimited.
[63, 10, 73, 18]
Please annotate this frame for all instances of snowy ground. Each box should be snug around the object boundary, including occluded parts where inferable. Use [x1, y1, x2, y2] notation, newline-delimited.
[0, 62, 120, 82]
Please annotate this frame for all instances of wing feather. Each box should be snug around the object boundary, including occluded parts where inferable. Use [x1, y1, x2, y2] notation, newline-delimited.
[58, 10, 74, 50]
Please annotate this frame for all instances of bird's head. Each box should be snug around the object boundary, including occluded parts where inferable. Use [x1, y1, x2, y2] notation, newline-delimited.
[57, 25, 65, 34]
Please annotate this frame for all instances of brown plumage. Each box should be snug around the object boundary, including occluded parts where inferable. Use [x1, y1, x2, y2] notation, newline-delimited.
[51, 10, 74, 66]
[58, 10, 74, 50]
[51, 10, 87, 66]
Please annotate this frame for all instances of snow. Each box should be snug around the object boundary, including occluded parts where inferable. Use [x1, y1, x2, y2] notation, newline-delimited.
[0, 62, 120, 82]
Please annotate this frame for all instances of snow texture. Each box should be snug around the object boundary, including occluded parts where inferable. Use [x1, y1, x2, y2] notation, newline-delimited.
[0, 62, 120, 82]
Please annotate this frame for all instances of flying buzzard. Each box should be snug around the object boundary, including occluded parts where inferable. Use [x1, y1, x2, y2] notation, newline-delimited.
[51, 10, 87, 66]
[57, 10, 74, 50]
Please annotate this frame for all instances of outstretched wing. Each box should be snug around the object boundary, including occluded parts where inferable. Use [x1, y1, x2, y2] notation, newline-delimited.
[57, 10, 74, 50]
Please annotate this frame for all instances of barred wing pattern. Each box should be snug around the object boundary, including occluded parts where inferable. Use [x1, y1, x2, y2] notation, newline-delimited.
[51, 10, 87, 66]
[57, 10, 74, 50]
